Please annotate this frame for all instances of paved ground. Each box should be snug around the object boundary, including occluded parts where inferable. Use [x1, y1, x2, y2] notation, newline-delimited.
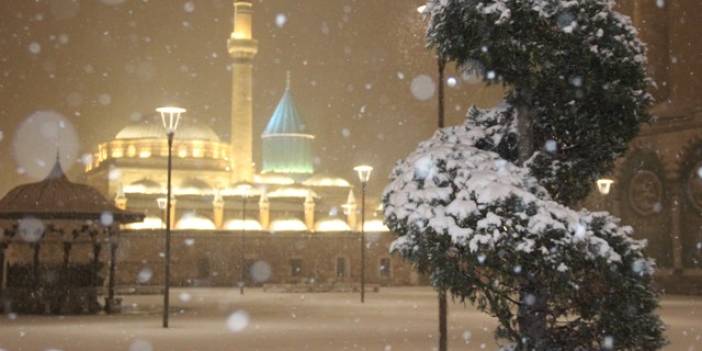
[0, 287, 700, 351]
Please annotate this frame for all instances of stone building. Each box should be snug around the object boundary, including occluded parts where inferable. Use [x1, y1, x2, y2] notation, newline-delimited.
[581, 0, 702, 293]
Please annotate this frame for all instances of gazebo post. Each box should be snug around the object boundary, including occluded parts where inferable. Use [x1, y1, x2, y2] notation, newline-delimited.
[106, 226, 118, 313]
[32, 242, 41, 291]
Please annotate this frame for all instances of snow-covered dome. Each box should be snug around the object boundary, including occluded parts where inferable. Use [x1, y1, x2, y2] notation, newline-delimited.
[116, 117, 221, 142]
[363, 219, 389, 233]
[126, 216, 164, 230]
[176, 213, 216, 230]
[315, 218, 351, 232]
[302, 174, 351, 188]
[224, 219, 263, 231]
[270, 218, 307, 232]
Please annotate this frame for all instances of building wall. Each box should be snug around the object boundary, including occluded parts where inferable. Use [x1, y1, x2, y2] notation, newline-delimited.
[113, 230, 418, 288]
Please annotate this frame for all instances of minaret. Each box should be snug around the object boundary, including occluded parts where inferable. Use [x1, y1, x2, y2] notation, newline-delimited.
[227, 0, 258, 183]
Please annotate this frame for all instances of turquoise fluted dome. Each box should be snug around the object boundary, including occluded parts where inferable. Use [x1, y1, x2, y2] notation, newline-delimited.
[261, 80, 314, 175]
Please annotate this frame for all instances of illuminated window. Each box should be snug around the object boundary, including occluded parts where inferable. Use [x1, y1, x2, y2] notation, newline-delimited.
[112, 148, 124, 158]
[139, 148, 151, 158]
[192, 147, 204, 158]
[127, 145, 137, 157]
[178, 147, 188, 158]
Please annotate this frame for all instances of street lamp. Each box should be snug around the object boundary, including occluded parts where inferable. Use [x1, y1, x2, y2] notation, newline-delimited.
[157, 106, 185, 329]
[238, 183, 253, 295]
[597, 178, 614, 195]
[353, 165, 373, 303]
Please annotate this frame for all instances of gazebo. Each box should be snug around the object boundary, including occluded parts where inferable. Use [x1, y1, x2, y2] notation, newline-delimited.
[0, 157, 143, 314]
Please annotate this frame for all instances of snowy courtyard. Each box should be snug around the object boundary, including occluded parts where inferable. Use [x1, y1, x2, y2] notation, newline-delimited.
[0, 287, 700, 351]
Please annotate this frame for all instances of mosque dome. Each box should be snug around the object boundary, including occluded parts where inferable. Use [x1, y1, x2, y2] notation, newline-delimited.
[116, 116, 221, 142]
[261, 75, 315, 175]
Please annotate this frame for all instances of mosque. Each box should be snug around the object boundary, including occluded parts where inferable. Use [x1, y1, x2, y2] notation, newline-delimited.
[78, 0, 405, 289]
[83, 1, 383, 236]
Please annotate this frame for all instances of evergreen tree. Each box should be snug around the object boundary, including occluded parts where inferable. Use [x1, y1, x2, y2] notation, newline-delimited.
[384, 0, 665, 349]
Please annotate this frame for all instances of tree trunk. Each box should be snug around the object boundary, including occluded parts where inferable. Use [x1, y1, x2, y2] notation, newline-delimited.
[517, 284, 548, 350]
[515, 89, 548, 349]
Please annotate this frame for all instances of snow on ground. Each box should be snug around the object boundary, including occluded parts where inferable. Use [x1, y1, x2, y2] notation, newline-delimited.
[0, 287, 700, 351]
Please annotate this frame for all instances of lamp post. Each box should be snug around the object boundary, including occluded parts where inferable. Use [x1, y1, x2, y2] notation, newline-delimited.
[157, 197, 167, 230]
[157, 106, 185, 329]
[354, 165, 373, 303]
[238, 184, 253, 295]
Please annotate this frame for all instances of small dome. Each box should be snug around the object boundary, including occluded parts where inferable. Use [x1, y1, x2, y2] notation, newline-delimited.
[116, 116, 221, 142]
[176, 213, 216, 230]
[124, 178, 162, 194]
[224, 219, 263, 231]
[270, 218, 307, 232]
[315, 218, 351, 232]
[268, 187, 317, 199]
[363, 219, 390, 233]
[302, 174, 351, 188]
[126, 216, 164, 230]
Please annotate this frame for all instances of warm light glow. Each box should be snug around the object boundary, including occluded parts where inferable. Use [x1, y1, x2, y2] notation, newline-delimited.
[417, 4, 427, 13]
[224, 219, 263, 231]
[597, 178, 614, 195]
[127, 145, 137, 157]
[176, 214, 216, 230]
[270, 218, 308, 232]
[254, 174, 295, 185]
[221, 184, 260, 197]
[302, 177, 351, 188]
[111, 148, 124, 158]
[363, 219, 390, 233]
[268, 187, 316, 199]
[139, 148, 152, 158]
[178, 147, 188, 158]
[156, 106, 186, 134]
[354, 165, 373, 183]
[126, 216, 164, 230]
[315, 219, 351, 232]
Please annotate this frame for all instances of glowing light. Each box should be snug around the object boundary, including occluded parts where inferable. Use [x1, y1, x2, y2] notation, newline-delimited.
[254, 174, 295, 185]
[221, 184, 261, 197]
[111, 148, 124, 158]
[270, 218, 308, 232]
[126, 216, 164, 230]
[138, 148, 151, 158]
[354, 165, 373, 183]
[127, 145, 136, 157]
[224, 219, 263, 231]
[302, 176, 351, 187]
[176, 214, 216, 230]
[596, 178, 614, 195]
[156, 106, 186, 134]
[268, 187, 316, 199]
[363, 219, 390, 232]
[315, 218, 351, 232]
[417, 5, 427, 13]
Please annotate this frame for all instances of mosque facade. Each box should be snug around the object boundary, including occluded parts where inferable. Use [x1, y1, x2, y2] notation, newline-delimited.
[83, 0, 408, 289]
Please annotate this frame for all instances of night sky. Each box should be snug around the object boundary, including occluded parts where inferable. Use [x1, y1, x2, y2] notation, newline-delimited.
[0, 0, 502, 196]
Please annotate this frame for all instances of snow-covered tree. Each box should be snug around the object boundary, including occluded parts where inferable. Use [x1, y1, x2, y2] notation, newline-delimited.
[425, 0, 652, 206]
[384, 0, 665, 349]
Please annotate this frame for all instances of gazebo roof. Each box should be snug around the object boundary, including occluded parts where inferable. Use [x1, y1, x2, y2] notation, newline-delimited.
[0, 158, 144, 222]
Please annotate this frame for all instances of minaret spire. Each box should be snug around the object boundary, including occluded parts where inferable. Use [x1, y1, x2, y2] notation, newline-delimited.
[228, 0, 259, 183]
